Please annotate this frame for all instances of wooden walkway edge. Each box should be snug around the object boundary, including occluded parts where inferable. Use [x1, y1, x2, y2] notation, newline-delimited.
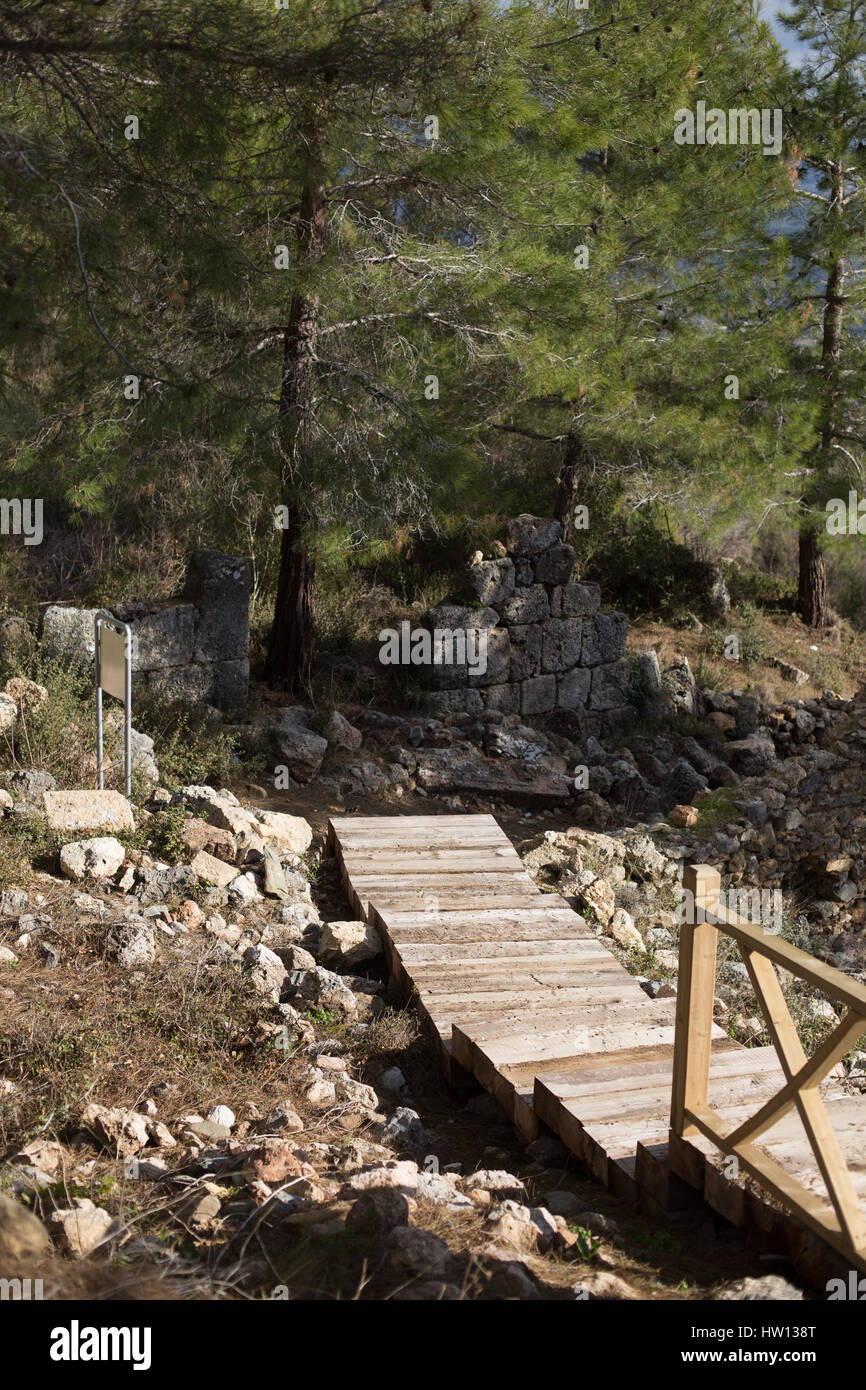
[328, 812, 866, 1285]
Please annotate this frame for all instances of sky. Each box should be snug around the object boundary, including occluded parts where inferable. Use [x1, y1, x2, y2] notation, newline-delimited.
[760, 1, 812, 65]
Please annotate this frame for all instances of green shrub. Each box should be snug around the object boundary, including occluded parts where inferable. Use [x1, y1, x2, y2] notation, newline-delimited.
[131, 695, 237, 791]
[0, 651, 99, 789]
[573, 510, 716, 618]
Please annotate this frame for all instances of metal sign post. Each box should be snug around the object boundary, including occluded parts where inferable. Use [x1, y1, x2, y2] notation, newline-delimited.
[95, 611, 133, 799]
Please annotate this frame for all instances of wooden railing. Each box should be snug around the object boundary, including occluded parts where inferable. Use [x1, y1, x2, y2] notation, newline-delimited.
[671, 864, 866, 1268]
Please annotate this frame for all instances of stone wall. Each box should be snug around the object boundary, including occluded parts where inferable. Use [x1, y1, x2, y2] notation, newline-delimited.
[42, 549, 250, 708]
[419, 515, 631, 730]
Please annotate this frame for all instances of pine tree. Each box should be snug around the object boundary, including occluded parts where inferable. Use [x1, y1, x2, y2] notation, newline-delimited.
[452, 0, 794, 558]
[779, 0, 866, 625]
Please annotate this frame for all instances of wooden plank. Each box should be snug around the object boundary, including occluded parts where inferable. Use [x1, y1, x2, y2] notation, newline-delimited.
[356, 889, 548, 910]
[670, 865, 719, 1136]
[375, 920, 593, 945]
[379, 907, 581, 925]
[462, 1022, 684, 1088]
[420, 981, 641, 1012]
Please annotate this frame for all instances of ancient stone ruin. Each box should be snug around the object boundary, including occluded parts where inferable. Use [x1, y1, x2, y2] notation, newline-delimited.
[41, 549, 250, 708]
[419, 515, 631, 731]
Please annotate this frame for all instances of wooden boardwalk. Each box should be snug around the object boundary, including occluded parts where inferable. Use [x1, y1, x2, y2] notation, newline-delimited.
[328, 812, 866, 1280]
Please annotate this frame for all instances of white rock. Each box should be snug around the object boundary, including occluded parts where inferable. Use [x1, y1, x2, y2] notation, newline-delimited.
[190, 849, 239, 888]
[255, 810, 314, 856]
[206, 1104, 235, 1128]
[59, 836, 126, 882]
[608, 908, 643, 951]
[178, 785, 259, 837]
[348, 1160, 420, 1194]
[379, 1066, 409, 1096]
[319, 919, 382, 966]
[304, 1078, 336, 1108]
[43, 789, 134, 834]
[242, 943, 287, 1001]
[336, 1076, 378, 1109]
[51, 1199, 114, 1257]
[0, 695, 17, 735]
[228, 871, 262, 905]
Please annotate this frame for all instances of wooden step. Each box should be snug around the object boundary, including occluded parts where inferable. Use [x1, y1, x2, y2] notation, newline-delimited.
[331, 811, 866, 1281]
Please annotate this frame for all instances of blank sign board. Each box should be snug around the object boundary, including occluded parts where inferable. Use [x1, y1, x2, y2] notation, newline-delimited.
[99, 624, 127, 700]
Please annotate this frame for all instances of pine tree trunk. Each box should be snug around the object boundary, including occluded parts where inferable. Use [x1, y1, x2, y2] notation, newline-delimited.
[797, 165, 843, 628]
[797, 525, 829, 628]
[555, 429, 583, 543]
[265, 143, 326, 692]
[268, 501, 317, 690]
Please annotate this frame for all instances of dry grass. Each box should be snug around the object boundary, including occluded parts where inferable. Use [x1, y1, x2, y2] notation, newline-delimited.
[628, 606, 866, 703]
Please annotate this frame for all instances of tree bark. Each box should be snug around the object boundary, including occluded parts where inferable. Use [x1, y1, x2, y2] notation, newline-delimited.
[797, 524, 829, 628]
[265, 140, 326, 692]
[797, 165, 843, 629]
[554, 428, 584, 543]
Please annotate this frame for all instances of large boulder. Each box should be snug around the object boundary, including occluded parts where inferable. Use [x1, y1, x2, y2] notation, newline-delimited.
[4, 769, 56, 817]
[725, 734, 776, 777]
[43, 790, 135, 834]
[319, 920, 383, 967]
[276, 709, 328, 783]
[179, 817, 237, 863]
[135, 863, 197, 901]
[560, 582, 601, 616]
[190, 849, 239, 889]
[41, 605, 100, 665]
[60, 837, 126, 882]
[255, 810, 314, 856]
[182, 549, 250, 663]
[505, 515, 561, 557]
[175, 785, 259, 837]
[534, 543, 575, 585]
[242, 943, 288, 1001]
[112, 601, 196, 669]
[462, 558, 515, 606]
[629, 649, 667, 716]
[324, 710, 362, 750]
[582, 613, 628, 667]
[498, 586, 550, 626]
[283, 965, 357, 1020]
[106, 920, 156, 969]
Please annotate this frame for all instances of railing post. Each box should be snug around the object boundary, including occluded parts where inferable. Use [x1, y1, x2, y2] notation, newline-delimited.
[671, 864, 720, 1136]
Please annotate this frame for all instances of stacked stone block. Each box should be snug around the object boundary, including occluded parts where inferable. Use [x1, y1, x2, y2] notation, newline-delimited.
[42, 549, 250, 708]
[420, 515, 630, 725]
